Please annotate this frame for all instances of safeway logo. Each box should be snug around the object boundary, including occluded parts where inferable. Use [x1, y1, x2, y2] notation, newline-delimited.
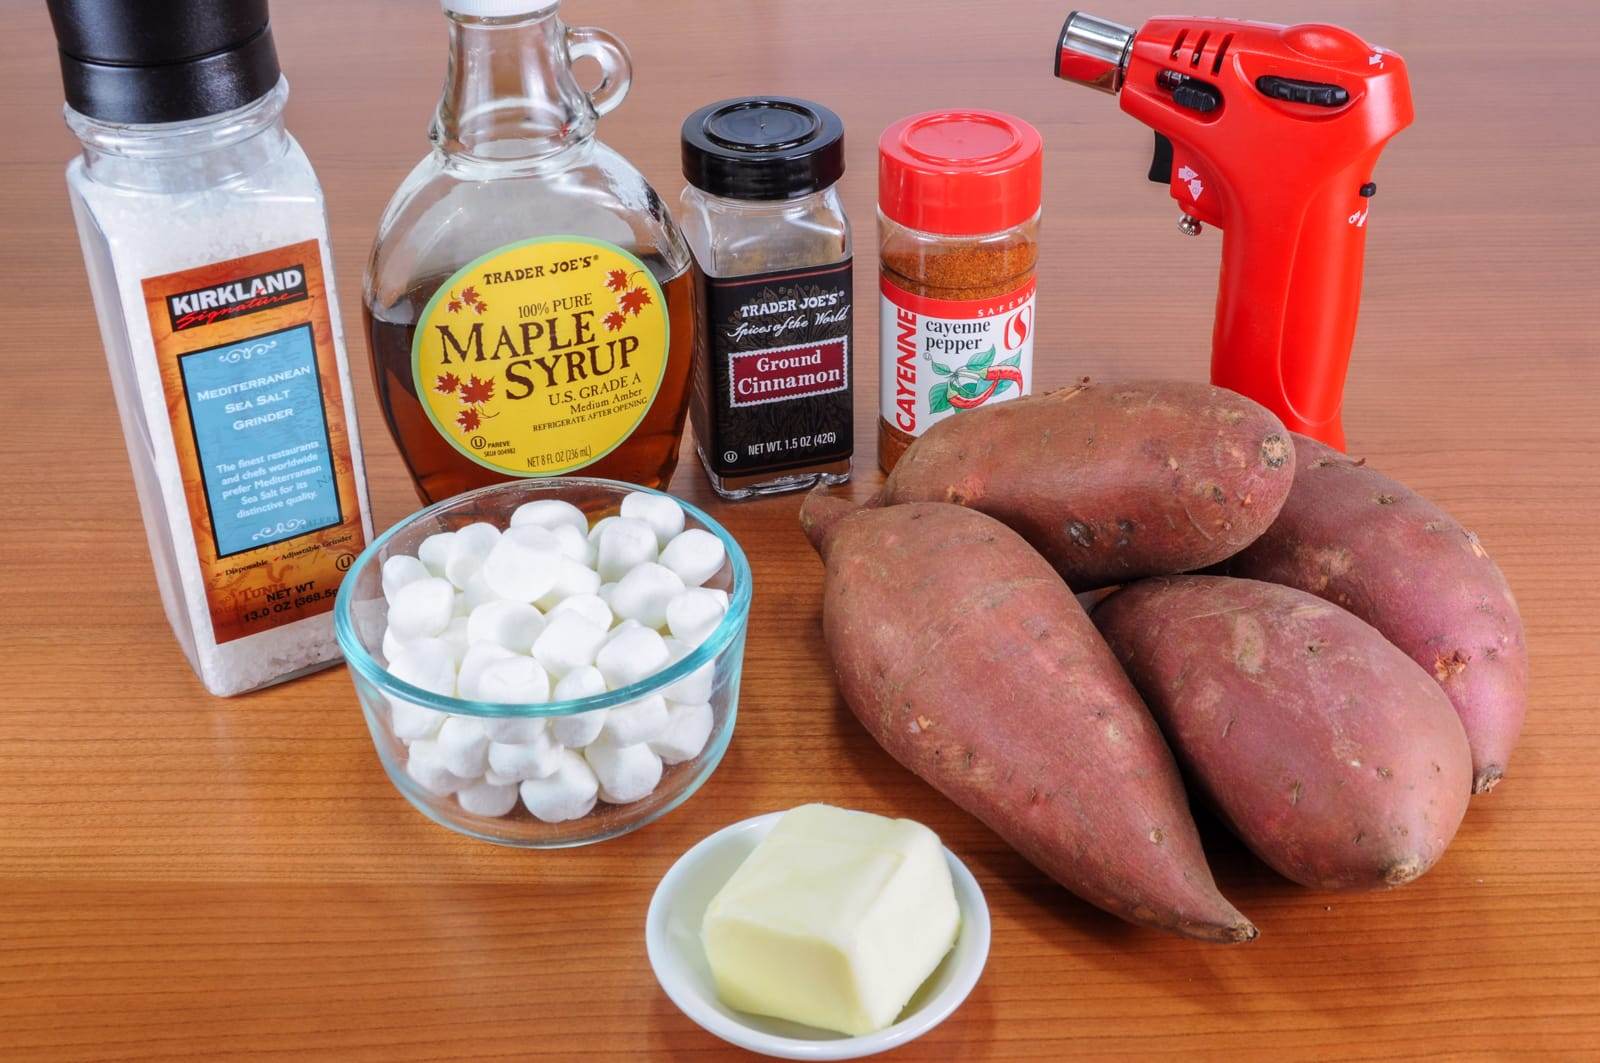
[1348, 209, 1369, 228]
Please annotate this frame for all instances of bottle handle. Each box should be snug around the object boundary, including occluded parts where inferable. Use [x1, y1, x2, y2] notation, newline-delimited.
[565, 25, 632, 118]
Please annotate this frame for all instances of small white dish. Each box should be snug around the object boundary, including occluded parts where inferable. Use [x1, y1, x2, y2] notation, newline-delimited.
[645, 810, 991, 1060]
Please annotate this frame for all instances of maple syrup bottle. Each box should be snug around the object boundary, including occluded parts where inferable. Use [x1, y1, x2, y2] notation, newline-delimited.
[365, 0, 697, 503]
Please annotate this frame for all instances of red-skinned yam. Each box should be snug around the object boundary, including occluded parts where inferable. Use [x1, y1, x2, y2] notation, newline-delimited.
[880, 380, 1295, 590]
[1218, 435, 1528, 793]
[1094, 576, 1473, 891]
[801, 491, 1256, 943]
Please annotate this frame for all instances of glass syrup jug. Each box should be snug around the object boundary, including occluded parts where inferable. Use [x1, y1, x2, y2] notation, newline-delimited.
[365, 0, 697, 504]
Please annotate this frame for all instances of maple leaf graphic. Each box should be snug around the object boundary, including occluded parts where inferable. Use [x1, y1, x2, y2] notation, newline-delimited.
[460, 285, 480, 305]
[605, 269, 631, 293]
[447, 299, 463, 314]
[459, 375, 496, 405]
[619, 286, 653, 316]
[457, 407, 481, 433]
[434, 372, 462, 395]
[603, 309, 628, 333]
[475, 301, 488, 314]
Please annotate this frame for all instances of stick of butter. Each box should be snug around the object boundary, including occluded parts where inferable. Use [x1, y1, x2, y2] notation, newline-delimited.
[701, 803, 961, 1036]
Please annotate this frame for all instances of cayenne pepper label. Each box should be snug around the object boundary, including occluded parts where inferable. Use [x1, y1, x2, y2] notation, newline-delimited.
[412, 236, 669, 476]
[141, 240, 366, 644]
[879, 273, 1035, 437]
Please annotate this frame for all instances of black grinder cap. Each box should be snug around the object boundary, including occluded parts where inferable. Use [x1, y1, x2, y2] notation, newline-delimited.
[47, 0, 281, 125]
[682, 97, 845, 201]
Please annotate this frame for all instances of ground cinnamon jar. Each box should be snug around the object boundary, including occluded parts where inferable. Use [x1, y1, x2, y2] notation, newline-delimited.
[877, 111, 1042, 473]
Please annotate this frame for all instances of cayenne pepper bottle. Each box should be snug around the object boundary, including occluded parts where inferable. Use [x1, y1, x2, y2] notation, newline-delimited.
[877, 110, 1042, 473]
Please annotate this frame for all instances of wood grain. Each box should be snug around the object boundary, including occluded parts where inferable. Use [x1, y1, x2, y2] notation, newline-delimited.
[2, 0, 1597, 1058]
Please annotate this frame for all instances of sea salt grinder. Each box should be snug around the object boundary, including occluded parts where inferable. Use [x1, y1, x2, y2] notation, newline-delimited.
[52, 0, 373, 695]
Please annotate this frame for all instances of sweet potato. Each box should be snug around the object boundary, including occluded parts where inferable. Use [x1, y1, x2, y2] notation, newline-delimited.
[880, 380, 1295, 590]
[801, 491, 1256, 943]
[1093, 576, 1473, 891]
[1217, 435, 1528, 793]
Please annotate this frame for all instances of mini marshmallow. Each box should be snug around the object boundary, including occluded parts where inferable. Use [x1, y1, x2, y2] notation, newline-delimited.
[456, 642, 517, 701]
[534, 556, 603, 612]
[650, 701, 714, 765]
[549, 593, 612, 631]
[586, 739, 664, 805]
[387, 637, 457, 697]
[662, 637, 716, 704]
[605, 618, 647, 643]
[456, 779, 519, 817]
[381, 625, 410, 665]
[510, 498, 589, 536]
[550, 666, 609, 747]
[476, 656, 550, 705]
[595, 624, 671, 690]
[444, 521, 502, 589]
[451, 591, 472, 618]
[532, 612, 609, 677]
[416, 532, 456, 576]
[405, 739, 469, 796]
[659, 528, 728, 588]
[482, 526, 561, 603]
[459, 568, 500, 613]
[467, 600, 545, 653]
[609, 562, 685, 629]
[665, 587, 728, 646]
[480, 715, 548, 744]
[487, 727, 564, 781]
[438, 617, 471, 663]
[483, 767, 519, 787]
[381, 554, 431, 603]
[621, 491, 685, 549]
[549, 522, 593, 564]
[520, 750, 600, 822]
[436, 716, 492, 778]
[551, 709, 607, 749]
[553, 663, 607, 701]
[597, 517, 658, 581]
[601, 694, 670, 746]
[388, 697, 447, 743]
[387, 576, 455, 639]
[587, 515, 618, 545]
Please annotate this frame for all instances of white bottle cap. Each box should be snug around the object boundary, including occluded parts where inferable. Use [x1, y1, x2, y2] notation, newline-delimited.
[442, 0, 559, 18]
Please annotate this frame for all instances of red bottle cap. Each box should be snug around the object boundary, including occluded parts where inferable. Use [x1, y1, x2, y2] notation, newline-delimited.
[878, 110, 1043, 236]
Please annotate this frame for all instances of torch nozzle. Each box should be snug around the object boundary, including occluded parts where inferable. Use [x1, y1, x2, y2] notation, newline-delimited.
[1056, 11, 1134, 94]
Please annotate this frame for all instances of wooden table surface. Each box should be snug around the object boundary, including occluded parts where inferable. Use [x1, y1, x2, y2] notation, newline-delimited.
[3, 0, 1597, 1058]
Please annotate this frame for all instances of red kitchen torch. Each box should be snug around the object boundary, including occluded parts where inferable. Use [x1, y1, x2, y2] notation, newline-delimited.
[1055, 12, 1413, 449]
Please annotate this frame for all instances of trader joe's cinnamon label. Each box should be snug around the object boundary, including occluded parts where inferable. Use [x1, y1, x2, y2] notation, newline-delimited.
[699, 260, 853, 477]
[141, 240, 366, 644]
[412, 237, 669, 476]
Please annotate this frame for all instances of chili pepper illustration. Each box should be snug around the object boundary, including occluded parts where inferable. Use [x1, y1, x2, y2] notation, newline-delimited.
[946, 364, 1024, 409]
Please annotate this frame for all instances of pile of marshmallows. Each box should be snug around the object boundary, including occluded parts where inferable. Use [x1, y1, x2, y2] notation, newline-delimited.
[378, 491, 730, 823]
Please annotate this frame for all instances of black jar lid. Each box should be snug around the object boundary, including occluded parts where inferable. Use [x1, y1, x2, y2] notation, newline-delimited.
[47, 0, 281, 125]
[682, 97, 846, 201]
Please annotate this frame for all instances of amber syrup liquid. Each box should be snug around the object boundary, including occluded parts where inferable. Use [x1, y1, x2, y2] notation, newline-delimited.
[366, 264, 695, 504]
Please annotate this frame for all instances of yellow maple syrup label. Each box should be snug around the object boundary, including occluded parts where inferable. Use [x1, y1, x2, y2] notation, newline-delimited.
[412, 237, 669, 476]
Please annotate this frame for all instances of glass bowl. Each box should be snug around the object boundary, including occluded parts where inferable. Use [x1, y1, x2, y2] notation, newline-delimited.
[334, 478, 751, 847]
